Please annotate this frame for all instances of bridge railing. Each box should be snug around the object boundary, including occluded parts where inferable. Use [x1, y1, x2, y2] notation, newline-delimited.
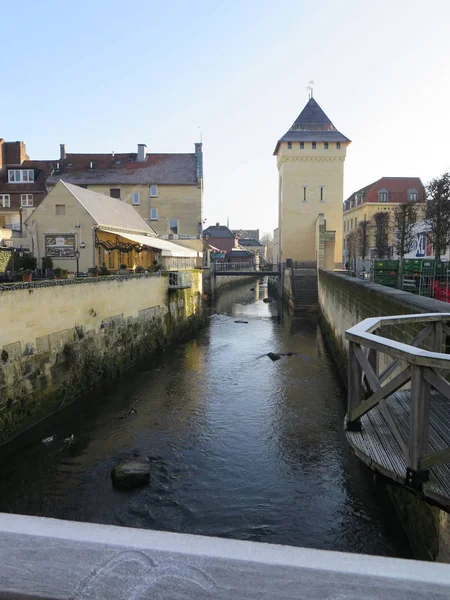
[1, 512, 450, 598]
[346, 312, 450, 486]
[212, 262, 256, 271]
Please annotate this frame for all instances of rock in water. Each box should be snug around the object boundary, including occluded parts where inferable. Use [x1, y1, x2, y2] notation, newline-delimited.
[267, 352, 281, 361]
[263, 298, 272, 303]
[111, 460, 150, 490]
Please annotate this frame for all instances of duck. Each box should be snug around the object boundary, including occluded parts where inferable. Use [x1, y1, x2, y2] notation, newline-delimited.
[64, 434, 75, 444]
[41, 435, 55, 444]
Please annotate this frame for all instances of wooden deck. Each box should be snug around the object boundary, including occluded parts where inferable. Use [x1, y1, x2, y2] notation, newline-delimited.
[345, 313, 450, 510]
[346, 389, 450, 509]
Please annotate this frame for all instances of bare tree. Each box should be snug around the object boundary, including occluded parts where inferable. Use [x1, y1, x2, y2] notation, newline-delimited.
[425, 172, 450, 262]
[372, 212, 390, 259]
[260, 232, 273, 262]
[346, 231, 358, 273]
[393, 202, 418, 259]
[357, 220, 370, 260]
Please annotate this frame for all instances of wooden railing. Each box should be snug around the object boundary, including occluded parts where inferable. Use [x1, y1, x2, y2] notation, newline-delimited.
[346, 313, 450, 487]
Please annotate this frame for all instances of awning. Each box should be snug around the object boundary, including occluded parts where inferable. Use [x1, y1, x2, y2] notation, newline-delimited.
[100, 229, 200, 258]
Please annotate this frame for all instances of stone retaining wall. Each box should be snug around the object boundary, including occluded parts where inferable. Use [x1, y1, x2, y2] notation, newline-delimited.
[318, 269, 450, 562]
[0, 272, 204, 443]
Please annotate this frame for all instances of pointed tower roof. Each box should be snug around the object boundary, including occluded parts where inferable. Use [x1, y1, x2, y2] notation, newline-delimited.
[274, 98, 350, 154]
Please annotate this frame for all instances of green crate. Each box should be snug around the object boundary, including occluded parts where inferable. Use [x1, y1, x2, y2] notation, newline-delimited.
[373, 260, 399, 270]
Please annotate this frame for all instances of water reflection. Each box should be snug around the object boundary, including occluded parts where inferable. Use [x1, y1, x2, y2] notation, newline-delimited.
[0, 281, 411, 557]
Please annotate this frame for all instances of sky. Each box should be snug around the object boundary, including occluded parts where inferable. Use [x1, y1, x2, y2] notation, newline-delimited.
[1, 0, 450, 236]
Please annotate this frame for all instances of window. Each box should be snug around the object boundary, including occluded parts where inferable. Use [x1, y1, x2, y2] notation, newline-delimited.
[169, 219, 179, 235]
[287, 142, 292, 149]
[110, 188, 121, 199]
[300, 142, 304, 149]
[150, 185, 158, 197]
[408, 189, 418, 201]
[312, 142, 316, 150]
[150, 207, 158, 220]
[21, 194, 33, 207]
[0, 194, 10, 208]
[302, 185, 307, 202]
[8, 169, 34, 183]
[55, 204, 66, 216]
[320, 186, 325, 202]
[351, 218, 353, 229]
[324, 142, 328, 149]
[336, 142, 341, 149]
[355, 193, 362, 205]
[378, 190, 388, 202]
[355, 217, 358, 228]
[132, 192, 140, 205]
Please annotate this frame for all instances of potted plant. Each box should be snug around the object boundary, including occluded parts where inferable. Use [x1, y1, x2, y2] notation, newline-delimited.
[21, 269, 33, 282]
[42, 256, 53, 276]
[61, 269, 69, 280]
[135, 265, 145, 273]
[119, 263, 128, 275]
[99, 264, 110, 276]
[53, 267, 62, 280]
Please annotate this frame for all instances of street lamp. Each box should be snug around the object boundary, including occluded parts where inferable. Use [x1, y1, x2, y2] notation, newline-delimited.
[75, 241, 85, 277]
[75, 249, 80, 277]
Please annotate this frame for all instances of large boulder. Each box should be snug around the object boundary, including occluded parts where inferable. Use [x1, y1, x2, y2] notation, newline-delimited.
[111, 460, 150, 490]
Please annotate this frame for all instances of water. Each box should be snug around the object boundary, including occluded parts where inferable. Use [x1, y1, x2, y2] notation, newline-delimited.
[0, 282, 411, 557]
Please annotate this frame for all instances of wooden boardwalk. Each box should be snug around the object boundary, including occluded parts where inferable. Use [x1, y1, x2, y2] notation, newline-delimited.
[347, 390, 450, 508]
[345, 313, 450, 510]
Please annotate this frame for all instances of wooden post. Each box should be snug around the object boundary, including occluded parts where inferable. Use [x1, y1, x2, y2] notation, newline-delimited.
[407, 365, 430, 486]
[432, 321, 443, 353]
[347, 342, 362, 430]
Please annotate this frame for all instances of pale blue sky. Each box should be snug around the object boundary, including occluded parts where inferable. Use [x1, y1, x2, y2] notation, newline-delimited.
[1, 0, 449, 235]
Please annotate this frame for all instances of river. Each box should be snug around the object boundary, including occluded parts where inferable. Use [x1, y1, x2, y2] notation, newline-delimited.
[0, 281, 411, 557]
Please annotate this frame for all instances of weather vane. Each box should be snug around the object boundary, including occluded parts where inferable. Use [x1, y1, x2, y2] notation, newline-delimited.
[306, 80, 314, 99]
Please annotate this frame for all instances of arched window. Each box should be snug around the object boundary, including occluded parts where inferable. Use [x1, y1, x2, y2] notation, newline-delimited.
[408, 189, 418, 201]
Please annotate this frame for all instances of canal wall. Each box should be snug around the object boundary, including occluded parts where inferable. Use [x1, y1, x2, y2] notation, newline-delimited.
[318, 269, 450, 562]
[203, 268, 259, 297]
[0, 271, 204, 444]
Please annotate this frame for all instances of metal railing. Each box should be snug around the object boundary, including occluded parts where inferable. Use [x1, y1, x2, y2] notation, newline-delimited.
[346, 313, 450, 486]
[213, 262, 256, 271]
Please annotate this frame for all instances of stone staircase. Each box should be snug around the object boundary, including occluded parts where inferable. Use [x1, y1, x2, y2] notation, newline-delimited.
[292, 267, 318, 311]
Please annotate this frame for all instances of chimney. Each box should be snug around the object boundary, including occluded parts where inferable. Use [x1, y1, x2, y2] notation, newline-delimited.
[137, 144, 146, 162]
[112, 150, 115, 158]
[60, 144, 66, 160]
[216, 222, 220, 227]
[89, 161, 93, 169]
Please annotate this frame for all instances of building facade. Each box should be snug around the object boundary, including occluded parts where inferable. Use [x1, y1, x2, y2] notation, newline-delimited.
[46, 143, 203, 252]
[0, 140, 53, 233]
[274, 97, 350, 267]
[343, 177, 425, 260]
[203, 223, 237, 254]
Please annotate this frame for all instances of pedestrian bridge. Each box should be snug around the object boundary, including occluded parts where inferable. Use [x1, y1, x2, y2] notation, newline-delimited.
[212, 262, 281, 277]
[1, 512, 450, 599]
[345, 313, 450, 509]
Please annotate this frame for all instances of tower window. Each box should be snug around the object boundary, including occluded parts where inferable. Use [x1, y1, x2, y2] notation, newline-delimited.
[300, 142, 304, 149]
[320, 186, 325, 202]
[302, 185, 307, 202]
[312, 142, 316, 150]
[324, 142, 328, 149]
[287, 142, 292, 149]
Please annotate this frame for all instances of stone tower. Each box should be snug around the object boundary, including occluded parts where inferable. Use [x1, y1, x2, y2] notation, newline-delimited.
[274, 98, 350, 268]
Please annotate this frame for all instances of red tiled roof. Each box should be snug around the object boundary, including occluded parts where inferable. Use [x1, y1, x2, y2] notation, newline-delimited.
[344, 177, 425, 208]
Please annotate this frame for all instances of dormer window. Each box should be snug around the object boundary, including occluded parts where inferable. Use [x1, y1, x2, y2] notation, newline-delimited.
[355, 193, 363, 205]
[378, 189, 388, 202]
[8, 169, 34, 183]
[408, 189, 418, 201]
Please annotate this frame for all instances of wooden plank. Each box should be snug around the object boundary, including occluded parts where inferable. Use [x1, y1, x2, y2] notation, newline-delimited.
[378, 403, 408, 459]
[420, 447, 450, 471]
[432, 321, 443, 353]
[354, 344, 380, 392]
[379, 323, 433, 384]
[424, 368, 450, 401]
[366, 408, 408, 478]
[408, 365, 430, 472]
[347, 342, 362, 425]
[351, 367, 411, 421]
[442, 323, 450, 338]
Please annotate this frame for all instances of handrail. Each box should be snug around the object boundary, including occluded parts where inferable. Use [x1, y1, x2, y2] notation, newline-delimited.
[346, 313, 450, 369]
[345, 312, 450, 487]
